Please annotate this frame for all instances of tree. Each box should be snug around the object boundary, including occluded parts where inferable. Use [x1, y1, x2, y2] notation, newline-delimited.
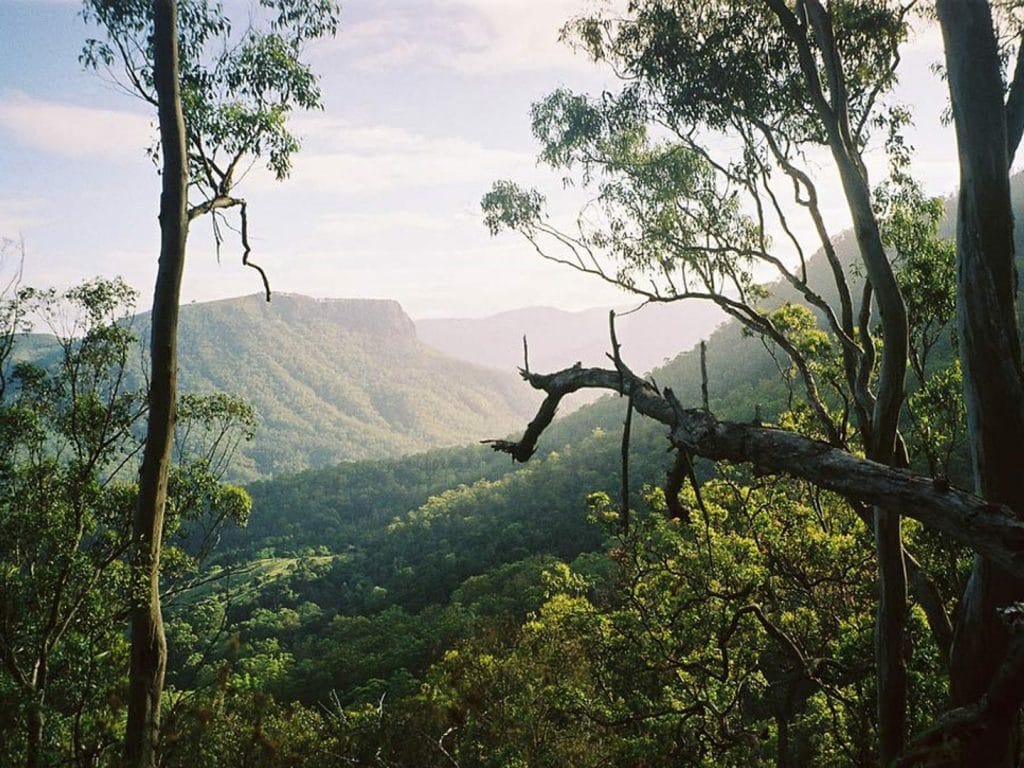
[482, 1, 1024, 764]
[0, 276, 254, 768]
[80, 2, 339, 764]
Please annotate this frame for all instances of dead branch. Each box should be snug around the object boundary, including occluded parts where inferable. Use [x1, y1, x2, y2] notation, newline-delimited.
[238, 201, 271, 302]
[484, 363, 1024, 577]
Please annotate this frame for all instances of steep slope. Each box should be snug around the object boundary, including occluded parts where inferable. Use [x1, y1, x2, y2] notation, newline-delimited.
[168, 293, 539, 478]
[416, 300, 725, 376]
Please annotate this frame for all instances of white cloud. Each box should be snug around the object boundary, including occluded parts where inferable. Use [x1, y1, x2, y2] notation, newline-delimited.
[0, 93, 152, 160]
[339, 0, 616, 76]
[267, 115, 536, 195]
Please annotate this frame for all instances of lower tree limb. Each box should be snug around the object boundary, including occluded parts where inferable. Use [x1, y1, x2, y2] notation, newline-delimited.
[485, 365, 1024, 577]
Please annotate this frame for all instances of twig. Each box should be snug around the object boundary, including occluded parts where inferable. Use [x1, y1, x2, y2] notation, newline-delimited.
[238, 201, 271, 302]
[621, 391, 633, 533]
[700, 340, 709, 412]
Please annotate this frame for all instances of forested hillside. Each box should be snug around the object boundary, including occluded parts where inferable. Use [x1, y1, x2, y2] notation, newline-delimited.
[171, 293, 545, 477]
[18, 293, 543, 479]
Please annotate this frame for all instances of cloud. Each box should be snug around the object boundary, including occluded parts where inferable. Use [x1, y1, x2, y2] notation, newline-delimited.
[0, 93, 152, 160]
[339, 0, 614, 76]
[263, 115, 537, 195]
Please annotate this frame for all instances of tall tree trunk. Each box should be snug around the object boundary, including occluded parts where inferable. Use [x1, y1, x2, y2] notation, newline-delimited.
[937, 2, 1024, 765]
[122, 1, 188, 766]
[831, 118, 909, 768]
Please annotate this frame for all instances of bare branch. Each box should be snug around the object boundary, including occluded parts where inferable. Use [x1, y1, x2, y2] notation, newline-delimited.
[238, 201, 271, 302]
[486, 363, 1024, 577]
[187, 197, 271, 301]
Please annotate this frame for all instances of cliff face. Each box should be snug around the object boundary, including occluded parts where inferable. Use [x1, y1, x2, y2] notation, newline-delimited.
[199, 293, 419, 340]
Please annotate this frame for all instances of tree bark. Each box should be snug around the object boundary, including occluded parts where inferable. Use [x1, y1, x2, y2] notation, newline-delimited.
[26, 695, 43, 768]
[487, 366, 1024, 576]
[937, 2, 1024, 765]
[122, 2, 188, 766]
[773, 5, 911, 758]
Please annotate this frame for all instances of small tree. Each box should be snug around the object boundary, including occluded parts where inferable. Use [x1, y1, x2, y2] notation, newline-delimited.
[0, 276, 254, 768]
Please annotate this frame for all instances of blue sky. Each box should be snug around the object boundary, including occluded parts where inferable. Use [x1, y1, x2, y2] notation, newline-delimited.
[0, 1, 961, 318]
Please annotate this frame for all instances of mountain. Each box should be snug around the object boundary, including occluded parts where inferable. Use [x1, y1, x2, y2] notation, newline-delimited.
[11, 292, 726, 482]
[166, 293, 540, 479]
[416, 300, 726, 376]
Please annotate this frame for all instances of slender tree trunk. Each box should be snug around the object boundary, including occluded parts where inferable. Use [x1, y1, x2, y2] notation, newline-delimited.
[874, 508, 907, 765]
[122, 2, 188, 766]
[815, 38, 910, 763]
[832, 132, 909, 768]
[937, 2, 1024, 765]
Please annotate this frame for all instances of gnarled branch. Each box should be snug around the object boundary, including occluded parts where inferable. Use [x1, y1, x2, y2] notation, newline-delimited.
[485, 363, 1024, 577]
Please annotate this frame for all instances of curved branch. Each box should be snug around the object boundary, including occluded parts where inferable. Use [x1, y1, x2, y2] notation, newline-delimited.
[187, 196, 271, 301]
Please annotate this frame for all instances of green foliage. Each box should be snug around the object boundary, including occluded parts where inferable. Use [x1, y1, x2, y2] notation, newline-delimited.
[563, 0, 906, 142]
[382, 476, 946, 767]
[81, 0, 339, 184]
[877, 177, 957, 380]
[162, 689, 339, 768]
[485, 0, 911, 315]
[0, 279, 256, 766]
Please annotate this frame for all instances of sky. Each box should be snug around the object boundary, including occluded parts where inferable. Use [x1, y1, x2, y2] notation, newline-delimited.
[0, 0, 962, 319]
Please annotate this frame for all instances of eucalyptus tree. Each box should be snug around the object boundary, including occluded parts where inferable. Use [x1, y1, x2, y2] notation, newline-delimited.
[0, 277, 254, 768]
[79, 1, 339, 765]
[928, 3, 1024, 765]
[483, 1, 1024, 764]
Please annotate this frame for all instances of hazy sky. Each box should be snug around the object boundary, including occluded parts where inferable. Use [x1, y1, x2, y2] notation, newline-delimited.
[0, 1, 961, 318]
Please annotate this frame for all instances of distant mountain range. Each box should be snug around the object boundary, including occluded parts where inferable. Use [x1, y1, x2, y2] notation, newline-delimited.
[14, 293, 728, 481]
[416, 301, 725, 376]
